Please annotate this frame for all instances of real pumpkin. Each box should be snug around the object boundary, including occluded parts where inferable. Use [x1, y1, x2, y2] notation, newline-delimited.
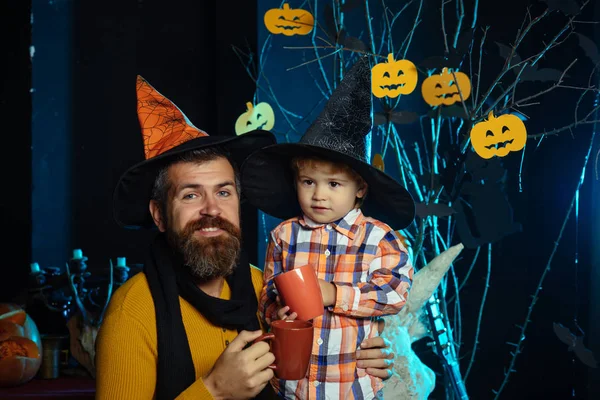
[264, 3, 314, 36]
[0, 303, 42, 387]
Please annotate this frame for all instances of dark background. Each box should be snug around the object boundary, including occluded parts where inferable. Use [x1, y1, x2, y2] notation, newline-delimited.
[1, 0, 599, 399]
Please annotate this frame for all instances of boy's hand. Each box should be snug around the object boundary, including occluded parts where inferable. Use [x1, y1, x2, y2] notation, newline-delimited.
[318, 279, 337, 307]
[276, 305, 298, 321]
[275, 296, 297, 321]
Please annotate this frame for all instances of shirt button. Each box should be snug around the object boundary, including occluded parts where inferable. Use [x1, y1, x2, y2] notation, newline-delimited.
[222, 328, 227, 332]
[313, 381, 320, 387]
[324, 249, 331, 256]
[317, 338, 323, 345]
[225, 340, 230, 346]
[325, 224, 332, 230]
[342, 304, 348, 311]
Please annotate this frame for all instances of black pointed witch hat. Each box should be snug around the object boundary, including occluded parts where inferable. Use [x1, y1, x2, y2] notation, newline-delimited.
[241, 56, 415, 229]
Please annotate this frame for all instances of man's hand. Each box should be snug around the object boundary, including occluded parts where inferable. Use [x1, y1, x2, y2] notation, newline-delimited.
[203, 330, 275, 399]
[356, 336, 394, 380]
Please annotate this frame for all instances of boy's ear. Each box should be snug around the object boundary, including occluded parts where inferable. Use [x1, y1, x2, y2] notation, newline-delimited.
[357, 183, 368, 199]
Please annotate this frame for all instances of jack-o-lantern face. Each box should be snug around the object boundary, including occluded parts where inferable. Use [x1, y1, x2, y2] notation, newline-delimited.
[0, 304, 42, 387]
[470, 111, 527, 159]
[421, 68, 471, 106]
[264, 4, 314, 36]
[235, 102, 275, 135]
[371, 54, 418, 98]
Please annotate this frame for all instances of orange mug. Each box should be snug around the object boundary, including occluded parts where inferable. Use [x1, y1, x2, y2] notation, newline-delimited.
[274, 264, 324, 321]
[254, 319, 314, 380]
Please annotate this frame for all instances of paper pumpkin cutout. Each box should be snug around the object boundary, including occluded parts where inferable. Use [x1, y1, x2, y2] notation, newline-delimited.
[371, 54, 418, 98]
[421, 68, 471, 106]
[264, 4, 314, 36]
[470, 111, 527, 159]
[372, 153, 385, 171]
[235, 102, 275, 135]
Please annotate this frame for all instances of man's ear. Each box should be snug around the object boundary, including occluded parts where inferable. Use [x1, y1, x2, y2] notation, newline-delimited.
[149, 200, 166, 232]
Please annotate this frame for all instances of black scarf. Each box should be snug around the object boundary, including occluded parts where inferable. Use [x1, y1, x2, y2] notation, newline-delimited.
[144, 233, 276, 400]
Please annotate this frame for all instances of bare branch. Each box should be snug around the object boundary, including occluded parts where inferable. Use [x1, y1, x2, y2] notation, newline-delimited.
[465, 243, 492, 382]
[453, 0, 465, 49]
[441, 0, 451, 54]
[493, 128, 597, 399]
[400, 0, 424, 59]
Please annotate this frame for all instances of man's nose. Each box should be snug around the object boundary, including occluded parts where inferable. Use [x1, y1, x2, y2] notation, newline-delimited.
[200, 196, 221, 217]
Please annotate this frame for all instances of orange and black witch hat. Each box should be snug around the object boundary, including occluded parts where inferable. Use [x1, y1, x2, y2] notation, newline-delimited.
[113, 76, 276, 229]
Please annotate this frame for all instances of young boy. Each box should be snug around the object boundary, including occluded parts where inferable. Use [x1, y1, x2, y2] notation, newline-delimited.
[240, 56, 415, 399]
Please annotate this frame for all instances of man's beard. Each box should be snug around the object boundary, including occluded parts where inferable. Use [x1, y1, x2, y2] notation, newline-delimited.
[167, 215, 242, 282]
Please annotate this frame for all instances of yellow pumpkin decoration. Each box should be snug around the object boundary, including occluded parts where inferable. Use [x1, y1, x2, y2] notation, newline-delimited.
[264, 3, 314, 36]
[371, 54, 418, 98]
[421, 67, 471, 106]
[372, 153, 385, 172]
[470, 111, 527, 159]
[235, 102, 275, 136]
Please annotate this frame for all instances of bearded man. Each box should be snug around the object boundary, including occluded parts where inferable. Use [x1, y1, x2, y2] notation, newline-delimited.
[95, 76, 395, 400]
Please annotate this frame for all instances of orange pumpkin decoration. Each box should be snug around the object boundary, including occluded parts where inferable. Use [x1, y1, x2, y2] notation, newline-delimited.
[0, 303, 42, 387]
[372, 153, 385, 172]
[264, 3, 314, 36]
[470, 111, 527, 159]
[371, 54, 418, 98]
[421, 67, 471, 106]
[235, 102, 275, 135]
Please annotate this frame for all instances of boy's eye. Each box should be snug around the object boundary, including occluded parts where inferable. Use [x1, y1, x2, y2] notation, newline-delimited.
[329, 182, 340, 188]
[302, 179, 314, 185]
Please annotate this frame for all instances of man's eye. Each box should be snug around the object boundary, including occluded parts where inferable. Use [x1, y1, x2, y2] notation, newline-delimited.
[183, 193, 197, 199]
[217, 191, 231, 197]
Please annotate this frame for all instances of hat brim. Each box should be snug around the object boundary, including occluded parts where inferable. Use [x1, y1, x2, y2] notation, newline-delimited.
[113, 130, 276, 229]
[241, 143, 416, 230]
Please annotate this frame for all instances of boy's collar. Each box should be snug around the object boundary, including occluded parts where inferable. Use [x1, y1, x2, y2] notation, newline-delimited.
[299, 208, 362, 239]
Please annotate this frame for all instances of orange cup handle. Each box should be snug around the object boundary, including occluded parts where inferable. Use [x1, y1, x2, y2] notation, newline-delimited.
[252, 332, 277, 370]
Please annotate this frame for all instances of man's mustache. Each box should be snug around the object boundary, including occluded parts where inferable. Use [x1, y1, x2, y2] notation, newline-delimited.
[184, 216, 241, 239]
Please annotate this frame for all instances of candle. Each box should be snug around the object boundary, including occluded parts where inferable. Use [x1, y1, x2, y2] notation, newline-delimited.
[117, 257, 126, 267]
[72, 249, 83, 259]
[30, 262, 40, 274]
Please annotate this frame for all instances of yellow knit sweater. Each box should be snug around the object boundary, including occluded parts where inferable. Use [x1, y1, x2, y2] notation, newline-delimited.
[95, 265, 264, 399]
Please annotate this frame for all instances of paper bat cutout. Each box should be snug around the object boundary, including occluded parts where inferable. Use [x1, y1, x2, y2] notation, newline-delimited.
[419, 29, 474, 71]
[415, 203, 456, 218]
[426, 104, 469, 120]
[454, 153, 522, 248]
[373, 111, 419, 126]
[540, 0, 582, 16]
[576, 33, 600, 65]
[553, 322, 598, 368]
[496, 42, 563, 82]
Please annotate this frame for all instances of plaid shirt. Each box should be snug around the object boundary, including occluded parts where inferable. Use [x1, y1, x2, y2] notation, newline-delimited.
[259, 208, 413, 400]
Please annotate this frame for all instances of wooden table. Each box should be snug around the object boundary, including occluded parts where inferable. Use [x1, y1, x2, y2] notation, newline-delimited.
[0, 376, 95, 399]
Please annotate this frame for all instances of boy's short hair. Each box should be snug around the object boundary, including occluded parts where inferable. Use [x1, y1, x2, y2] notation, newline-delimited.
[290, 155, 368, 207]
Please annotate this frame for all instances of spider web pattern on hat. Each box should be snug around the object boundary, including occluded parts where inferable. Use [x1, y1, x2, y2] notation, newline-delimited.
[136, 75, 208, 159]
[301, 57, 372, 162]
